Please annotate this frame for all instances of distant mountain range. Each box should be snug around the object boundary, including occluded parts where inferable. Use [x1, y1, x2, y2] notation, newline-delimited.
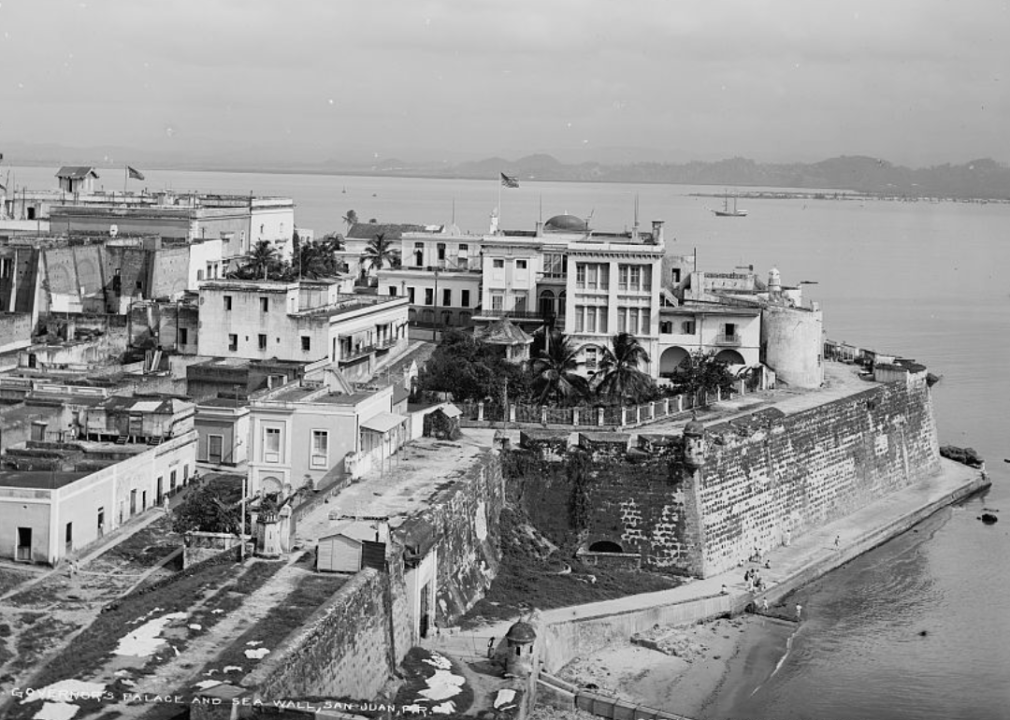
[5, 141, 1010, 199]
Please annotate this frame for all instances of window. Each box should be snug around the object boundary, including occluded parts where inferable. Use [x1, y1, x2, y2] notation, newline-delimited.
[575, 305, 584, 332]
[311, 430, 329, 468]
[224, 295, 233, 311]
[618, 308, 627, 333]
[491, 293, 504, 311]
[228, 334, 238, 351]
[660, 321, 673, 334]
[586, 307, 597, 333]
[443, 288, 451, 306]
[639, 309, 649, 334]
[458, 243, 469, 258]
[260, 297, 269, 312]
[682, 320, 696, 334]
[461, 289, 470, 307]
[408, 287, 416, 303]
[264, 427, 281, 462]
[618, 265, 628, 291]
[196, 269, 204, 281]
[389, 286, 397, 296]
[179, 328, 188, 345]
[437, 243, 446, 261]
[576, 264, 586, 288]
[0, 258, 11, 278]
[425, 288, 434, 305]
[414, 242, 424, 267]
[492, 259, 504, 269]
[630, 265, 641, 290]
[301, 336, 311, 351]
[258, 334, 267, 350]
[584, 346, 598, 370]
[516, 259, 527, 270]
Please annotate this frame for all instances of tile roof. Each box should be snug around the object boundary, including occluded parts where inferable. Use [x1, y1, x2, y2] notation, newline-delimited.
[475, 318, 533, 346]
[346, 223, 427, 240]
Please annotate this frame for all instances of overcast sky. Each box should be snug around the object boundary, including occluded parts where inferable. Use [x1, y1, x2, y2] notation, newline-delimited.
[1, 0, 1008, 167]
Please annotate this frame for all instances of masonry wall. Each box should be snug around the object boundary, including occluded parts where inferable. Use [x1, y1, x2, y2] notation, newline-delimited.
[512, 442, 704, 576]
[695, 371, 941, 576]
[243, 567, 395, 703]
[414, 450, 506, 625]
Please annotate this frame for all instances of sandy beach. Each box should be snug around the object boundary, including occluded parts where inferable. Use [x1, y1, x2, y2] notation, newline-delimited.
[551, 614, 798, 720]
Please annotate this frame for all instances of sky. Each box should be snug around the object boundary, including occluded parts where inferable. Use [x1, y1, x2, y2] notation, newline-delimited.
[0, 0, 1008, 167]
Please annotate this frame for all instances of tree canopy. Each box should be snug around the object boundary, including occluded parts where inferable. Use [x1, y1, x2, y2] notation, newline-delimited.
[530, 332, 590, 405]
[595, 332, 658, 404]
[172, 480, 244, 534]
[416, 329, 529, 403]
[667, 350, 737, 398]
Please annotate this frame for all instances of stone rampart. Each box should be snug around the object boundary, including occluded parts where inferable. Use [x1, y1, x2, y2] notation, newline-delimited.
[696, 371, 940, 576]
[243, 567, 394, 702]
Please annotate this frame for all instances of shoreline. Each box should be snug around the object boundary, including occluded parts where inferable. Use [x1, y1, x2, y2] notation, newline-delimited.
[554, 613, 797, 720]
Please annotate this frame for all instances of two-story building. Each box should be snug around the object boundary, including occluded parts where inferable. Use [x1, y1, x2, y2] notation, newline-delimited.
[246, 372, 405, 498]
[197, 278, 410, 383]
[377, 227, 483, 330]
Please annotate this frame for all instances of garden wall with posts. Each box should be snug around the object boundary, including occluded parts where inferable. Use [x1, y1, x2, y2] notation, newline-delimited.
[457, 379, 751, 431]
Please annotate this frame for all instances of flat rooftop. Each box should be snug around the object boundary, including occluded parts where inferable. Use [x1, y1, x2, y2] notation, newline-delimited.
[0, 471, 90, 490]
[294, 433, 492, 544]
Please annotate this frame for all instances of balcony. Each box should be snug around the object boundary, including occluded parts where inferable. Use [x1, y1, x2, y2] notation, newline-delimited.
[375, 336, 398, 350]
[338, 344, 375, 363]
[714, 333, 742, 347]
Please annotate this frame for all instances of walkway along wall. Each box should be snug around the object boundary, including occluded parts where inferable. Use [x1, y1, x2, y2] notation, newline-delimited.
[695, 368, 941, 576]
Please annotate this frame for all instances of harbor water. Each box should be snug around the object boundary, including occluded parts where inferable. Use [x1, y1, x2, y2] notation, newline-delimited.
[7, 165, 1010, 718]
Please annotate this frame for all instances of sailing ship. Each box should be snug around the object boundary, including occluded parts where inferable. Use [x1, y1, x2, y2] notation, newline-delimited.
[713, 192, 748, 217]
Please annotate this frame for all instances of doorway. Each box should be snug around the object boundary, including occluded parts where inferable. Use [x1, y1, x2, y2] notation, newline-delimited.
[209, 435, 223, 465]
[419, 582, 430, 639]
[16, 527, 32, 562]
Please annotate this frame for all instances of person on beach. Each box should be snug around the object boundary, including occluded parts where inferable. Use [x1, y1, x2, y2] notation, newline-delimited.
[834, 535, 840, 547]
[761, 597, 770, 611]
[795, 603, 803, 619]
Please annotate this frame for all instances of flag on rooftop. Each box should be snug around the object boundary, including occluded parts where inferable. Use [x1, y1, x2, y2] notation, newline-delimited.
[127, 166, 145, 181]
[500, 172, 519, 189]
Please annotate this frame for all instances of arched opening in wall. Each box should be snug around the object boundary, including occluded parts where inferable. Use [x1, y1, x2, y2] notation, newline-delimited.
[421, 309, 434, 325]
[408, 309, 418, 323]
[714, 349, 745, 365]
[261, 476, 282, 496]
[538, 289, 555, 318]
[660, 346, 690, 375]
[588, 540, 624, 553]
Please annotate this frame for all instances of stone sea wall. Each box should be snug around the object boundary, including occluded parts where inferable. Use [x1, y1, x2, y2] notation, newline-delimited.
[696, 369, 941, 576]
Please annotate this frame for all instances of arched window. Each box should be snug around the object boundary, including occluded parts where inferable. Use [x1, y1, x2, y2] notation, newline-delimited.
[538, 289, 555, 318]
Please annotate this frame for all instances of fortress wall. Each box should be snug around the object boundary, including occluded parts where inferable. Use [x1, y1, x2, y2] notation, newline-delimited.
[418, 450, 506, 625]
[696, 371, 941, 576]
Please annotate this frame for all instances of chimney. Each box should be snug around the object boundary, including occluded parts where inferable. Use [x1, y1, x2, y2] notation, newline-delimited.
[652, 220, 665, 246]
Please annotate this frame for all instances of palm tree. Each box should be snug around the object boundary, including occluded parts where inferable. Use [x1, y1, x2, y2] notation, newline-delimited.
[342, 209, 358, 230]
[531, 332, 590, 405]
[243, 239, 280, 280]
[596, 332, 656, 404]
[362, 232, 396, 271]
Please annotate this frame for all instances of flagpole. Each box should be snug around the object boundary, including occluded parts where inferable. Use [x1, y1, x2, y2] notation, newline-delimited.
[497, 173, 502, 234]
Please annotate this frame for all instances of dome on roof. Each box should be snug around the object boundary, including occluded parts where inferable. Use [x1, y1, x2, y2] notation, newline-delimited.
[506, 621, 537, 643]
[544, 214, 588, 233]
[683, 419, 705, 437]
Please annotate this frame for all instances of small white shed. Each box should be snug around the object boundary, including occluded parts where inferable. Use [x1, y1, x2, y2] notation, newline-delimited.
[317, 521, 378, 574]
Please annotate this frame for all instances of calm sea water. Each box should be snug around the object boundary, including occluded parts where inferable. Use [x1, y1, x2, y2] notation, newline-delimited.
[9, 165, 1010, 718]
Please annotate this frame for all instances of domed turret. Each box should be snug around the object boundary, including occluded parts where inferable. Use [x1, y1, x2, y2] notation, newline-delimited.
[768, 267, 782, 294]
[504, 620, 537, 678]
[682, 417, 707, 469]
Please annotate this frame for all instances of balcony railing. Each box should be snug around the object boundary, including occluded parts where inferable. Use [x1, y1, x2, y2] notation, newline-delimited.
[338, 344, 375, 363]
[375, 336, 398, 350]
[714, 333, 742, 346]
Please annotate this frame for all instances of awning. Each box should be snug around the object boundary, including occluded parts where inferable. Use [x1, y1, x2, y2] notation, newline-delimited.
[361, 411, 408, 434]
[441, 403, 462, 418]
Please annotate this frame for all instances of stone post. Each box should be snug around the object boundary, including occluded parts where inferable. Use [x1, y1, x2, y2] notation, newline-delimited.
[509, 404, 517, 423]
[597, 407, 605, 426]
[621, 407, 628, 426]
[649, 401, 656, 421]
[573, 408, 580, 426]
[676, 395, 683, 413]
[478, 402, 484, 422]
[541, 406, 548, 425]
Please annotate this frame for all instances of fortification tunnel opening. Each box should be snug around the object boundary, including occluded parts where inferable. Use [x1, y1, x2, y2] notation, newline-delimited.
[588, 540, 624, 553]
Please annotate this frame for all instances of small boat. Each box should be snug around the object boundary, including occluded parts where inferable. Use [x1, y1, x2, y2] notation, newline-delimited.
[713, 192, 748, 217]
